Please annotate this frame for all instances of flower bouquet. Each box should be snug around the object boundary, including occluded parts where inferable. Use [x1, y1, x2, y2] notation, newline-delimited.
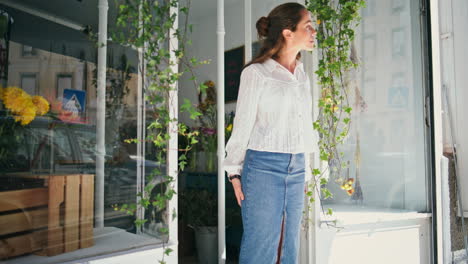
[0, 86, 50, 170]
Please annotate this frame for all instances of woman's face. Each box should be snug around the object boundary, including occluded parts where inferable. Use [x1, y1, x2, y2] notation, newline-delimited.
[290, 9, 317, 51]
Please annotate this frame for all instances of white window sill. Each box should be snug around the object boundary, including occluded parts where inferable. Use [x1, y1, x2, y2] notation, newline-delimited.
[319, 204, 431, 227]
[3, 227, 170, 264]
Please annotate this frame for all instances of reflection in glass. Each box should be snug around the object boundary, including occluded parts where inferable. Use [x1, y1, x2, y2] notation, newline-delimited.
[322, 0, 428, 214]
[0, 6, 167, 260]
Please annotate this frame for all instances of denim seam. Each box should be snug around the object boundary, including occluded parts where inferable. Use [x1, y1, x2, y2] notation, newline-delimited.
[275, 214, 285, 264]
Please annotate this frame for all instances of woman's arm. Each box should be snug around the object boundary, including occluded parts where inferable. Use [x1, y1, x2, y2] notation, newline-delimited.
[223, 66, 263, 178]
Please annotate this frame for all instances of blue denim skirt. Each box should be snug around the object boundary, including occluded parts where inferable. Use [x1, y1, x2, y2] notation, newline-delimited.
[239, 148, 305, 264]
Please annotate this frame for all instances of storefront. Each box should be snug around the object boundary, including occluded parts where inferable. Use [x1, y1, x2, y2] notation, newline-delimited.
[182, 0, 439, 262]
[0, 0, 463, 263]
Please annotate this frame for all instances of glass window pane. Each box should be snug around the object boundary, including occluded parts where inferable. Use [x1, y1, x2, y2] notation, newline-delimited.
[21, 45, 36, 56]
[20, 73, 36, 95]
[322, 0, 429, 213]
[57, 74, 73, 99]
[0, 1, 168, 261]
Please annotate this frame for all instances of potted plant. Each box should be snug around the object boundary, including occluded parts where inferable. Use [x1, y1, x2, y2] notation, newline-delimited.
[179, 188, 218, 264]
[195, 80, 218, 173]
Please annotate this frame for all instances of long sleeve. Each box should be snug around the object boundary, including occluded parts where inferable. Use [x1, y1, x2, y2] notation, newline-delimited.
[223, 66, 263, 178]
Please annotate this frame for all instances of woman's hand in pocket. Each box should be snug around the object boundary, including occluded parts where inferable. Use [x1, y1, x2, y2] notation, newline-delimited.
[232, 179, 244, 207]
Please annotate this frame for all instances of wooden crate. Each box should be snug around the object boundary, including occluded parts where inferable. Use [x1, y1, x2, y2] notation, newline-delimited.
[0, 174, 94, 259]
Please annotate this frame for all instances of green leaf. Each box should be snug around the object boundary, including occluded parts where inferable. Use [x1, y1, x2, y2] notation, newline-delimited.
[159, 227, 169, 234]
[312, 168, 321, 176]
[135, 219, 148, 228]
[320, 152, 329, 161]
[179, 160, 186, 171]
[322, 188, 333, 199]
[320, 178, 328, 185]
[180, 98, 193, 112]
[189, 111, 202, 120]
[164, 248, 173, 256]
[199, 83, 208, 93]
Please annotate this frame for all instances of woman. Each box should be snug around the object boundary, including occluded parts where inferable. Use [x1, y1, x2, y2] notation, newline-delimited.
[223, 2, 317, 264]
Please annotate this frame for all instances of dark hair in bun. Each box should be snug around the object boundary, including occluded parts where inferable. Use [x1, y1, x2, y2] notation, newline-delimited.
[256, 16, 270, 38]
[245, 2, 307, 69]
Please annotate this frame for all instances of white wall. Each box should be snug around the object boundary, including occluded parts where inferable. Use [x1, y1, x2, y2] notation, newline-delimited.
[316, 217, 431, 264]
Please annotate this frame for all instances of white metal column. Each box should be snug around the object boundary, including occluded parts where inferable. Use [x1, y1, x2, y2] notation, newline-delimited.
[217, 0, 226, 262]
[136, 2, 145, 235]
[244, 0, 252, 62]
[167, 1, 179, 257]
[95, 0, 108, 228]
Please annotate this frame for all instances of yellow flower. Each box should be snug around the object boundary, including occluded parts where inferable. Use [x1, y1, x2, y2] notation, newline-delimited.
[226, 124, 233, 132]
[0, 86, 41, 125]
[21, 98, 36, 125]
[2, 86, 31, 113]
[32, 96, 50, 115]
[15, 105, 36, 125]
[206, 80, 215, 87]
[317, 19, 321, 25]
[331, 105, 339, 112]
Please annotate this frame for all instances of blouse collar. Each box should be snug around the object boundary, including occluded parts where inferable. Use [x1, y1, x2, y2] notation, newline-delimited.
[264, 57, 304, 74]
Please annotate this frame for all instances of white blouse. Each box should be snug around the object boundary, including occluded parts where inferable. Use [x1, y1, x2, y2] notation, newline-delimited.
[223, 57, 317, 182]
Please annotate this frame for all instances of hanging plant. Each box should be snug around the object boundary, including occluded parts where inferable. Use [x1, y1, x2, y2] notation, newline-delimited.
[305, 0, 366, 220]
[109, 0, 208, 262]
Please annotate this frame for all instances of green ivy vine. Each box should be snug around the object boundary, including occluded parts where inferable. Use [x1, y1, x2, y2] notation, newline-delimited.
[305, 0, 366, 221]
[109, 0, 208, 262]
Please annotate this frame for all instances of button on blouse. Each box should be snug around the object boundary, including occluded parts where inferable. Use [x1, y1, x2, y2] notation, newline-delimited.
[223, 58, 317, 182]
